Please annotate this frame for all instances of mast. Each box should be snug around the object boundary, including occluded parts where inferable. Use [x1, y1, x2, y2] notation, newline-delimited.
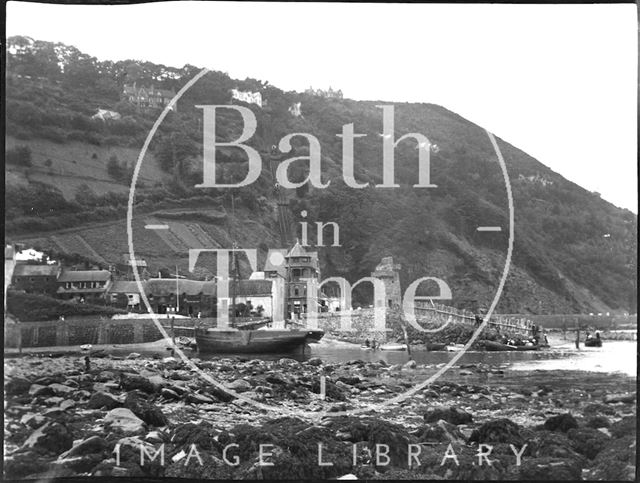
[230, 191, 237, 328]
[175, 264, 179, 313]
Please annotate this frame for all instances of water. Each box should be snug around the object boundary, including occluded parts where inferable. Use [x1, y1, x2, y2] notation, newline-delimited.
[178, 339, 636, 377]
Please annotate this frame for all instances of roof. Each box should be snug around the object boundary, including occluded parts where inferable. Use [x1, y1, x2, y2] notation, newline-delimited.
[146, 279, 216, 297]
[13, 264, 60, 277]
[236, 280, 273, 297]
[58, 270, 111, 283]
[121, 254, 148, 267]
[287, 241, 308, 258]
[109, 281, 145, 294]
[144, 278, 273, 297]
[263, 249, 288, 277]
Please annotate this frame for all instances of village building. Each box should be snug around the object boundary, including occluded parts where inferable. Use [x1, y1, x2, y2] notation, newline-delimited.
[57, 269, 112, 303]
[108, 280, 144, 311]
[284, 241, 320, 318]
[114, 254, 149, 279]
[91, 109, 122, 121]
[11, 263, 62, 296]
[145, 279, 216, 317]
[371, 256, 402, 309]
[123, 82, 176, 111]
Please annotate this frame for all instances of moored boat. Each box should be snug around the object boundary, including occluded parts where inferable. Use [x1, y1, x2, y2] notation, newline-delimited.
[585, 338, 603, 347]
[479, 340, 541, 351]
[425, 342, 447, 351]
[379, 343, 407, 351]
[195, 327, 324, 354]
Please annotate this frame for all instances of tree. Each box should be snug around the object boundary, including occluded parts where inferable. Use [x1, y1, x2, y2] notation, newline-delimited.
[106, 154, 124, 181]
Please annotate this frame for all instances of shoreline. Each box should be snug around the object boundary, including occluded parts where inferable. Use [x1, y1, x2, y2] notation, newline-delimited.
[4, 348, 636, 480]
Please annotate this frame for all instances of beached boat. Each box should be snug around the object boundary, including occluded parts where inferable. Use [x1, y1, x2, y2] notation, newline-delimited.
[585, 338, 603, 347]
[479, 340, 541, 351]
[425, 342, 447, 351]
[379, 343, 407, 351]
[195, 327, 324, 354]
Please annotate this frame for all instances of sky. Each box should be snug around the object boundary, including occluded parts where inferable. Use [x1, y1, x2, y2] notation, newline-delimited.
[6, 1, 638, 212]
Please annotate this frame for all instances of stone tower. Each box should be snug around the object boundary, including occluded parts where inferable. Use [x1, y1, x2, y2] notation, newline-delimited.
[371, 256, 402, 309]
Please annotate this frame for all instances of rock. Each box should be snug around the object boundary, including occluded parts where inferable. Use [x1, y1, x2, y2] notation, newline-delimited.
[469, 419, 523, 445]
[567, 428, 609, 459]
[53, 453, 104, 473]
[278, 357, 299, 365]
[120, 373, 155, 394]
[160, 388, 180, 400]
[610, 415, 636, 438]
[604, 392, 635, 404]
[307, 357, 323, 366]
[126, 352, 141, 360]
[516, 457, 582, 480]
[337, 376, 361, 386]
[416, 419, 466, 444]
[96, 371, 116, 382]
[87, 391, 121, 410]
[590, 435, 636, 480]
[186, 393, 215, 404]
[459, 370, 473, 376]
[145, 431, 165, 444]
[23, 422, 73, 455]
[20, 413, 46, 428]
[6, 377, 33, 396]
[544, 413, 579, 432]
[124, 391, 167, 427]
[29, 384, 54, 397]
[103, 408, 146, 434]
[586, 415, 611, 429]
[424, 406, 473, 425]
[403, 360, 417, 370]
[205, 385, 235, 402]
[583, 402, 617, 416]
[337, 474, 358, 480]
[527, 430, 584, 463]
[59, 435, 108, 459]
[226, 379, 252, 393]
[48, 383, 74, 396]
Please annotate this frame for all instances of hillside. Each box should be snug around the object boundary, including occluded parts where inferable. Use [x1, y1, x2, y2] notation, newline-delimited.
[5, 35, 637, 314]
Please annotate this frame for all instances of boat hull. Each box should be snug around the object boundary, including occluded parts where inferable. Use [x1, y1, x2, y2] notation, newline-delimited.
[379, 343, 407, 351]
[585, 339, 603, 347]
[480, 340, 541, 351]
[195, 329, 324, 354]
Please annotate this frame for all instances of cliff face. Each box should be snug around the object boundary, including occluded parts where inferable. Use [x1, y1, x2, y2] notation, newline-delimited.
[5, 36, 637, 314]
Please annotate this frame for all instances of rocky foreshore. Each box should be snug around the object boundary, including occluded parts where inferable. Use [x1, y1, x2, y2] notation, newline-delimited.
[4, 351, 637, 480]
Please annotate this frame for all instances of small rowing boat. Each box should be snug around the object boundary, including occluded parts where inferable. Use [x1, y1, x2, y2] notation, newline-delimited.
[479, 340, 541, 351]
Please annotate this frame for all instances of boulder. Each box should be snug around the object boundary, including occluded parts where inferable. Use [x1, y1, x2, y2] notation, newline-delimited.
[227, 379, 252, 393]
[610, 415, 636, 438]
[544, 413, 578, 432]
[307, 357, 323, 366]
[416, 419, 466, 444]
[604, 392, 635, 404]
[104, 408, 146, 434]
[126, 352, 141, 360]
[29, 384, 54, 397]
[124, 391, 167, 427]
[59, 435, 108, 459]
[424, 406, 473, 425]
[120, 373, 155, 394]
[48, 383, 75, 396]
[160, 388, 180, 400]
[403, 360, 417, 370]
[469, 418, 523, 445]
[186, 393, 215, 404]
[567, 427, 609, 460]
[590, 435, 636, 480]
[6, 377, 32, 396]
[22, 422, 73, 455]
[87, 391, 121, 410]
[516, 457, 582, 480]
[586, 415, 611, 429]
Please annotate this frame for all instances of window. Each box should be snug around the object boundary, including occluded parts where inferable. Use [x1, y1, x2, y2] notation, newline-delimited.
[294, 288, 299, 296]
